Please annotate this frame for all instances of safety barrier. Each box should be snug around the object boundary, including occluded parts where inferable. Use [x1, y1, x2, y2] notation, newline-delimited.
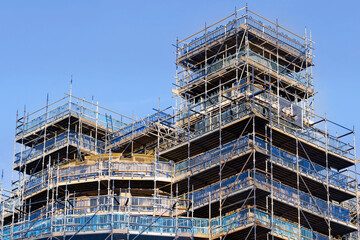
[161, 101, 254, 152]
[178, 49, 309, 90]
[189, 170, 352, 224]
[253, 138, 355, 193]
[15, 131, 104, 165]
[110, 111, 173, 148]
[246, 16, 305, 54]
[180, 19, 239, 56]
[179, 14, 305, 58]
[17, 102, 127, 137]
[175, 136, 250, 177]
[26, 195, 188, 221]
[163, 95, 353, 160]
[210, 208, 327, 240]
[273, 120, 353, 159]
[1, 205, 333, 240]
[175, 134, 354, 193]
[23, 160, 173, 198]
[2, 213, 207, 240]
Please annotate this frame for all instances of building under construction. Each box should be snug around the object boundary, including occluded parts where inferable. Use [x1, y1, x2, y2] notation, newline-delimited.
[0, 6, 359, 240]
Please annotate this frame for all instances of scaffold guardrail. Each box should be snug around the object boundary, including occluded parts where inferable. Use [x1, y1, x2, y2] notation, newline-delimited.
[162, 98, 354, 160]
[174, 135, 355, 193]
[15, 131, 105, 166]
[189, 170, 353, 224]
[16, 97, 130, 137]
[178, 10, 306, 59]
[177, 49, 309, 90]
[1, 204, 335, 240]
[23, 160, 173, 198]
[109, 111, 173, 150]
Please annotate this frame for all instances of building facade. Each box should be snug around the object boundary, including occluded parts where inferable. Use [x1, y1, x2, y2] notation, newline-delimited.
[0, 7, 359, 240]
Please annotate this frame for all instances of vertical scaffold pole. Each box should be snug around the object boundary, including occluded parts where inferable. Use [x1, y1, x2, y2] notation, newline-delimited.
[325, 116, 331, 238]
[353, 127, 359, 240]
[296, 127, 301, 240]
[208, 191, 211, 240]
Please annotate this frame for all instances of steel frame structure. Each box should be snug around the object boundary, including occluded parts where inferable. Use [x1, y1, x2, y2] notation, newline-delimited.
[0, 6, 359, 240]
[161, 6, 359, 240]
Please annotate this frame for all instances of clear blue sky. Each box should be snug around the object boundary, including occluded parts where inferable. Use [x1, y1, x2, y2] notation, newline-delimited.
[0, 0, 359, 189]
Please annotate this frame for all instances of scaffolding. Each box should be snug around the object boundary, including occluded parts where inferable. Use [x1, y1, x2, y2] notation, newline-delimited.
[0, 6, 359, 240]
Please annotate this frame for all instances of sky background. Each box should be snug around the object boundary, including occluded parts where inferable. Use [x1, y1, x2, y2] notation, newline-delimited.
[0, 0, 359, 189]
